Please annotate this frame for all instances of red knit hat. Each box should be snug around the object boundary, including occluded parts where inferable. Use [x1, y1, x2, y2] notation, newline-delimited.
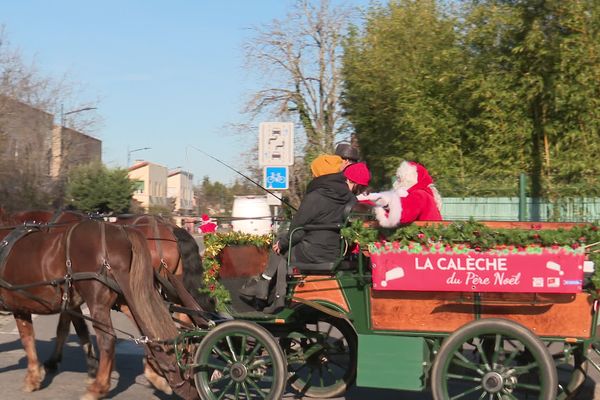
[343, 162, 371, 186]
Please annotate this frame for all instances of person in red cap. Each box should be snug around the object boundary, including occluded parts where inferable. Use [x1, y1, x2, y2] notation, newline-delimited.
[240, 162, 371, 313]
[359, 160, 442, 226]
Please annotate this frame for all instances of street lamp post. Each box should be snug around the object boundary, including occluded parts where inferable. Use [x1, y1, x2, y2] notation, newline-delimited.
[61, 104, 97, 127]
[127, 147, 151, 167]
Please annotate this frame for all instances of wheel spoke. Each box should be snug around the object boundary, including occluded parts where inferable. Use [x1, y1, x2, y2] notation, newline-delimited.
[449, 384, 484, 400]
[450, 357, 485, 374]
[216, 379, 235, 400]
[240, 335, 248, 362]
[447, 373, 483, 383]
[208, 372, 232, 388]
[245, 342, 264, 363]
[474, 339, 492, 371]
[226, 336, 238, 362]
[492, 334, 502, 365]
[513, 381, 542, 392]
[512, 360, 540, 375]
[213, 344, 234, 365]
[245, 376, 268, 399]
[500, 391, 518, 400]
[234, 382, 240, 398]
[504, 348, 521, 365]
[328, 357, 349, 371]
[250, 373, 274, 382]
[242, 381, 252, 398]
[248, 355, 272, 370]
[324, 361, 339, 381]
[207, 361, 227, 371]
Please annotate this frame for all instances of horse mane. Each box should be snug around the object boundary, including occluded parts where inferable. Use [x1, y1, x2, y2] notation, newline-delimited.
[172, 226, 215, 313]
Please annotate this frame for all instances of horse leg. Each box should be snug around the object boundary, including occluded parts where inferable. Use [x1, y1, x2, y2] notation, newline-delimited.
[119, 304, 172, 395]
[13, 312, 46, 392]
[70, 307, 98, 382]
[44, 307, 98, 381]
[44, 311, 71, 372]
[80, 304, 114, 400]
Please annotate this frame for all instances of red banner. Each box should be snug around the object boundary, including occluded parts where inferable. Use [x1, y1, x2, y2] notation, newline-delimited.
[370, 245, 585, 293]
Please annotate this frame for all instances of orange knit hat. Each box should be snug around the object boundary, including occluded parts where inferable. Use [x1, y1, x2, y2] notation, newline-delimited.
[310, 154, 343, 177]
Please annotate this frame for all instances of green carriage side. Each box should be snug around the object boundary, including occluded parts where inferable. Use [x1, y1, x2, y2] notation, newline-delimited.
[185, 218, 600, 400]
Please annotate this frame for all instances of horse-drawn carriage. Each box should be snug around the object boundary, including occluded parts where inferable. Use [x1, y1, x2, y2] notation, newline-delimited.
[1, 208, 599, 400]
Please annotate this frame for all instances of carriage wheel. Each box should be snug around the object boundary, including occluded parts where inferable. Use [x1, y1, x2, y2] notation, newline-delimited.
[552, 342, 588, 400]
[283, 314, 357, 398]
[193, 320, 287, 400]
[431, 318, 557, 400]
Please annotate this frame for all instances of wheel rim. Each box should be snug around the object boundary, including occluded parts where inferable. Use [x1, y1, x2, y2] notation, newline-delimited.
[285, 316, 356, 397]
[194, 325, 282, 399]
[439, 332, 554, 399]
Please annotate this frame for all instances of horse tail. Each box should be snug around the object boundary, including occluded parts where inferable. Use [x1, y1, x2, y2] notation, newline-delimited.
[172, 226, 215, 312]
[126, 227, 178, 340]
[123, 226, 199, 399]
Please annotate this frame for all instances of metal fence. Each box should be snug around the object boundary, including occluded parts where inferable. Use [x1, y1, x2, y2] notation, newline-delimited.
[442, 197, 600, 222]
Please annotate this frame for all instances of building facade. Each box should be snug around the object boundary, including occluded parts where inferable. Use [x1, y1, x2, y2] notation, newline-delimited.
[51, 126, 102, 178]
[128, 161, 169, 210]
[0, 96, 53, 177]
[0, 96, 102, 209]
[168, 169, 194, 215]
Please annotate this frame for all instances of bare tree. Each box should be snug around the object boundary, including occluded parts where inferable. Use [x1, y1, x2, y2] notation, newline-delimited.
[0, 26, 101, 211]
[242, 0, 354, 205]
[244, 0, 353, 158]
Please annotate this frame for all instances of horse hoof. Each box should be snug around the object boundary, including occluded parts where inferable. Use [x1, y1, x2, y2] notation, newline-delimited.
[145, 374, 173, 395]
[22, 383, 38, 393]
[22, 364, 45, 392]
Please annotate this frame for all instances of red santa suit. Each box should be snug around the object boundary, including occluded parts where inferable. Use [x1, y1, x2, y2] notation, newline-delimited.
[359, 161, 442, 227]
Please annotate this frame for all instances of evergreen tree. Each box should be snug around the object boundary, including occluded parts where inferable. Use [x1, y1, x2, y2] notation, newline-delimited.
[65, 163, 135, 213]
[343, 0, 600, 197]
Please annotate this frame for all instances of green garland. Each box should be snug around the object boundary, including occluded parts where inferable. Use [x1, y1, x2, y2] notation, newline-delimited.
[342, 219, 600, 288]
[199, 221, 600, 307]
[199, 232, 272, 309]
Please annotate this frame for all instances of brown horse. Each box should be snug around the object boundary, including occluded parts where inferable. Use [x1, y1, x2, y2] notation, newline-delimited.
[19, 211, 212, 395]
[0, 219, 194, 399]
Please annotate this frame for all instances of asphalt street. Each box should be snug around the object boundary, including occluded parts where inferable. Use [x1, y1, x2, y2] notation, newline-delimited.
[1, 311, 600, 399]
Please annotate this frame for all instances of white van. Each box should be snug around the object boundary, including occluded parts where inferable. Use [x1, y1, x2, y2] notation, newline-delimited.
[231, 195, 272, 235]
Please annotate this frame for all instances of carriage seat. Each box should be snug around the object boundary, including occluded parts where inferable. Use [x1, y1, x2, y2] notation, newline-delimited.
[287, 223, 352, 275]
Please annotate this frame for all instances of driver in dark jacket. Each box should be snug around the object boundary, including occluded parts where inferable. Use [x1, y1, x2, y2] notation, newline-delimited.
[246, 162, 371, 313]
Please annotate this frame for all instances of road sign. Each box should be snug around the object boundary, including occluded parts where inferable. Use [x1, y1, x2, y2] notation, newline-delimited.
[264, 166, 289, 190]
[259, 122, 294, 166]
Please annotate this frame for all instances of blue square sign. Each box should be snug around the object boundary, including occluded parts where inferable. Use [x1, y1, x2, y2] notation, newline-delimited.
[264, 166, 288, 190]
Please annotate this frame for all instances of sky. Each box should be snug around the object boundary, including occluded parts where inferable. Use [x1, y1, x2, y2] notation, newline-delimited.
[1, 0, 370, 185]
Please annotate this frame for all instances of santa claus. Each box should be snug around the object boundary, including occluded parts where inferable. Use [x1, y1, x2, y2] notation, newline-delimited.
[358, 161, 442, 227]
[198, 214, 218, 234]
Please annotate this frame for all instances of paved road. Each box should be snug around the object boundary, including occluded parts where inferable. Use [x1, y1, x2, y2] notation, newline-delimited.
[0, 311, 433, 400]
[1, 311, 600, 399]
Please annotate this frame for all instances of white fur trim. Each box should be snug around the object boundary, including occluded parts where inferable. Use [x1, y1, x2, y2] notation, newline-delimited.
[430, 184, 443, 212]
[393, 161, 418, 190]
[374, 190, 402, 228]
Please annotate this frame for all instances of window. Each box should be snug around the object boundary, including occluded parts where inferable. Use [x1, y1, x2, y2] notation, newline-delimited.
[133, 180, 144, 194]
